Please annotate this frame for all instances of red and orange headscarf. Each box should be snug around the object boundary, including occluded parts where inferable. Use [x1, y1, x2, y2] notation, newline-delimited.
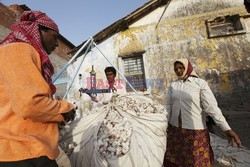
[0, 11, 59, 94]
[174, 58, 198, 80]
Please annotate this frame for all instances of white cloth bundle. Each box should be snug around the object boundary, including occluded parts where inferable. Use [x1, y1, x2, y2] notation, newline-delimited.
[210, 133, 250, 167]
[59, 94, 167, 167]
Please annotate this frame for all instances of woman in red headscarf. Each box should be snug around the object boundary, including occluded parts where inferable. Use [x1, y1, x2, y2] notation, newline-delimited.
[0, 11, 75, 166]
[163, 59, 241, 167]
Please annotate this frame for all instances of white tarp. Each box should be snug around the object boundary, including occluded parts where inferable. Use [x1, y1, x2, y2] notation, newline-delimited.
[210, 133, 250, 167]
[59, 94, 167, 167]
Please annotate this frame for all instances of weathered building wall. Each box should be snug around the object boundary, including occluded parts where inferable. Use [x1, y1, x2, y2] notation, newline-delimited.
[161, 0, 243, 19]
[115, 4, 250, 110]
[130, 0, 244, 27]
[0, 3, 20, 28]
[0, 25, 10, 41]
[0, 3, 74, 98]
[0, 3, 20, 40]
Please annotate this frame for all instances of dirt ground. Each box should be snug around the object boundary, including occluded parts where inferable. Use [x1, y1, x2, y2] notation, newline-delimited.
[210, 109, 250, 149]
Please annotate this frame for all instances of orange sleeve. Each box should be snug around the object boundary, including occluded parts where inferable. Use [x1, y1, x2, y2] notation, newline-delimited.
[0, 43, 74, 123]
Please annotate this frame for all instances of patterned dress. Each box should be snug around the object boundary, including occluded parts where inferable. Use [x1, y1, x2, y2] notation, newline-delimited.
[164, 124, 214, 167]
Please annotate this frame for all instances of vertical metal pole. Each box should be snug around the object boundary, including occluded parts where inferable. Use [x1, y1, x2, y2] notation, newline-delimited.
[92, 42, 137, 93]
[63, 38, 94, 99]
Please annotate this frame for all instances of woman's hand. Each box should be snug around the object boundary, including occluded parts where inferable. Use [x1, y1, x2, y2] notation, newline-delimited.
[224, 130, 242, 148]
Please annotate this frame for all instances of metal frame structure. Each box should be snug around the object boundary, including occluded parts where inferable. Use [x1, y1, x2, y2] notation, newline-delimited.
[52, 37, 137, 99]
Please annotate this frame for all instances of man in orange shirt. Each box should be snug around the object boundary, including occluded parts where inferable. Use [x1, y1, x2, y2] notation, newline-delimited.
[0, 11, 75, 167]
